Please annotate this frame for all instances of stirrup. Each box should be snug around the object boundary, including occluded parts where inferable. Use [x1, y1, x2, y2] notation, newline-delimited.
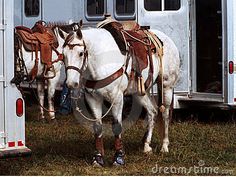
[43, 65, 56, 79]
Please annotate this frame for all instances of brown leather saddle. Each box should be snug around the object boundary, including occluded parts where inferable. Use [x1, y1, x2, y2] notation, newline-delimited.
[97, 17, 163, 95]
[15, 21, 62, 80]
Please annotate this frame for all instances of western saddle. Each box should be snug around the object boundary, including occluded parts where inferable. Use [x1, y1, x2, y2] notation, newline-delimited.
[97, 16, 163, 96]
[15, 21, 63, 81]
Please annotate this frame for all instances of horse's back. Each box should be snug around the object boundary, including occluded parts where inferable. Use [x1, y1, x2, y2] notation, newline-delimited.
[83, 28, 122, 55]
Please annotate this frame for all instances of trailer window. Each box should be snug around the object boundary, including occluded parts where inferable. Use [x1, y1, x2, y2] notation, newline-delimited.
[25, 0, 40, 17]
[116, 0, 135, 15]
[144, 0, 161, 11]
[87, 0, 105, 16]
[144, 0, 180, 11]
[164, 0, 181, 10]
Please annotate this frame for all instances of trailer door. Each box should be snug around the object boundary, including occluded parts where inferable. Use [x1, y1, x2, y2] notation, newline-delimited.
[0, 0, 5, 149]
[137, 0, 190, 92]
[227, 0, 236, 105]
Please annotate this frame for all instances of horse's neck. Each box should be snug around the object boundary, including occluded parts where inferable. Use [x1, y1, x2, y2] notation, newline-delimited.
[82, 29, 125, 80]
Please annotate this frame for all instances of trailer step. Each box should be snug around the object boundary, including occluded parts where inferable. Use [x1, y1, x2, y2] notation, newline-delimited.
[0, 147, 31, 159]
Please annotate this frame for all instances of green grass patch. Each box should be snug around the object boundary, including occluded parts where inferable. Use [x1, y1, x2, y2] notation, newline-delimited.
[0, 106, 235, 175]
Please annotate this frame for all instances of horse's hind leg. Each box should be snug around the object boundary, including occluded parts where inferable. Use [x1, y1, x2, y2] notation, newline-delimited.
[37, 79, 45, 120]
[135, 94, 157, 153]
[85, 93, 104, 167]
[160, 88, 173, 153]
[47, 72, 61, 120]
[111, 92, 125, 165]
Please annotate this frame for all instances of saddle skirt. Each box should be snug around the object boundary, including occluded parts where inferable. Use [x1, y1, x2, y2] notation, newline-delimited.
[15, 22, 58, 65]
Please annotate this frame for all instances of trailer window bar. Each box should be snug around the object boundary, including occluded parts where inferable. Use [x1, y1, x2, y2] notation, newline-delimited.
[144, 0, 181, 11]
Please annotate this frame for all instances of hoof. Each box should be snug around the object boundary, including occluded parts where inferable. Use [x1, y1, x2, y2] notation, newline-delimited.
[92, 153, 104, 167]
[142, 132, 148, 145]
[143, 143, 153, 154]
[160, 146, 169, 153]
[38, 114, 45, 121]
[39, 118, 46, 123]
[48, 118, 58, 124]
[113, 150, 125, 166]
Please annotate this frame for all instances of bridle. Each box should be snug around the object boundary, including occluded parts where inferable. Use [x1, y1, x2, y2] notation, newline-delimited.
[65, 40, 88, 75]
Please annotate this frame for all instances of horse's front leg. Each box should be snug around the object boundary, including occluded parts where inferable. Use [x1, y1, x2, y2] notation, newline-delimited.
[111, 91, 125, 166]
[85, 93, 104, 167]
[37, 79, 45, 120]
[47, 71, 61, 120]
[160, 88, 173, 153]
[135, 94, 158, 153]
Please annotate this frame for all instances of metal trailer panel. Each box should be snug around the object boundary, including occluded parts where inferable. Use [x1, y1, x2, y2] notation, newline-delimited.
[0, 83, 4, 149]
[0, 0, 5, 150]
[13, 0, 22, 26]
[42, 0, 81, 23]
[227, 0, 236, 105]
[0, 0, 31, 158]
[137, 0, 190, 93]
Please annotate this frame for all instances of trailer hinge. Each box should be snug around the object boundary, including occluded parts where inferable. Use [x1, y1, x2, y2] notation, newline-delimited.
[0, 132, 6, 149]
[0, 19, 7, 31]
[189, 76, 193, 94]
[189, 26, 192, 41]
[0, 132, 7, 138]
[0, 24, 6, 31]
[188, 0, 192, 7]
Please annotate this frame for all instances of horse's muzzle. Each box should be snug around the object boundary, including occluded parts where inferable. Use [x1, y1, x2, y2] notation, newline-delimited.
[66, 81, 79, 89]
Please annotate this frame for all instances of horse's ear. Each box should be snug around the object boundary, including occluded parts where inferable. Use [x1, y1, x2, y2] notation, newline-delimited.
[76, 29, 83, 39]
[79, 20, 83, 28]
[58, 28, 68, 40]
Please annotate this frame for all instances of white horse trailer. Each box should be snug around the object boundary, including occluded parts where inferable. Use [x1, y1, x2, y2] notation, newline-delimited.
[0, 0, 31, 158]
[13, 0, 236, 109]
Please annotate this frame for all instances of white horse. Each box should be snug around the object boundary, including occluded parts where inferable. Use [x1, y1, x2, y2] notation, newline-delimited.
[58, 24, 180, 166]
[14, 22, 80, 120]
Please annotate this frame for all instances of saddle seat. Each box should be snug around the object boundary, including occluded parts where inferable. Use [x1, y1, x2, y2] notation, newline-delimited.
[15, 21, 58, 65]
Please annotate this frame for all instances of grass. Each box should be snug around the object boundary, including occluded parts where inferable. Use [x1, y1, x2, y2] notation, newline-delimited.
[0, 104, 236, 175]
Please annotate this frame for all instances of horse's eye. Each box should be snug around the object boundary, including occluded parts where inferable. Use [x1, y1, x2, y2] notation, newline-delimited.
[79, 52, 83, 57]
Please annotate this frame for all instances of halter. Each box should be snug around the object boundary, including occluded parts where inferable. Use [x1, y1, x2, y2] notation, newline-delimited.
[65, 40, 88, 74]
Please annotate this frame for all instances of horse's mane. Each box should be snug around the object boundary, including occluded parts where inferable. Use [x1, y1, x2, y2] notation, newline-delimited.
[46, 21, 80, 33]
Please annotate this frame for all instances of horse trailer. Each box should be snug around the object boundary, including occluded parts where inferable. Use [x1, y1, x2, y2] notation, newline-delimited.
[13, 0, 236, 109]
[0, 0, 31, 158]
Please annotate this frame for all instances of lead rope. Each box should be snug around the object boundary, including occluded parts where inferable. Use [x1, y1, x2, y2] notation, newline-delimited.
[72, 58, 128, 123]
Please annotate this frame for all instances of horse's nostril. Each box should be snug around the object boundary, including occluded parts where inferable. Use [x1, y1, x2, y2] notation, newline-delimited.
[74, 82, 79, 88]
[67, 84, 73, 89]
